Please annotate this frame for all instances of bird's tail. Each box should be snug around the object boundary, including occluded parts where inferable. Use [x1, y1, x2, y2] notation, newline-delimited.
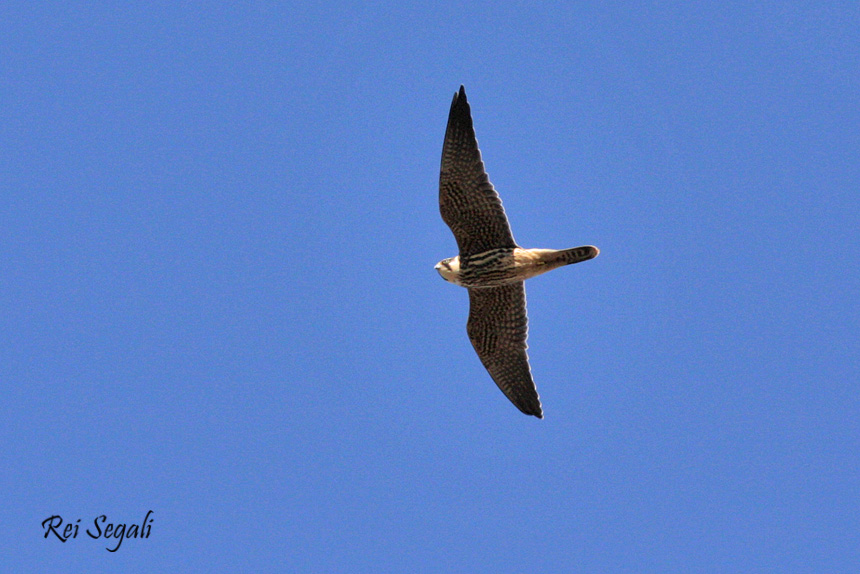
[556, 245, 600, 266]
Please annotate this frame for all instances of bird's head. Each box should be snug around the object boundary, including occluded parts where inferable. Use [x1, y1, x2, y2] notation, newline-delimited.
[435, 256, 462, 285]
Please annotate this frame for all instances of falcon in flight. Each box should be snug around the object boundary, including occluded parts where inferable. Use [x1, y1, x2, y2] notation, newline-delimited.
[435, 86, 599, 418]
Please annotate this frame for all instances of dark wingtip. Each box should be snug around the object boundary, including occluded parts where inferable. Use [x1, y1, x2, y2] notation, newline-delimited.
[519, 402, 544, 418]
[447, 85, 472, 128]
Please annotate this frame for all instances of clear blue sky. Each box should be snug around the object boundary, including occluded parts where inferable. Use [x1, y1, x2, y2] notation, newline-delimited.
[4, 2, 858, 572]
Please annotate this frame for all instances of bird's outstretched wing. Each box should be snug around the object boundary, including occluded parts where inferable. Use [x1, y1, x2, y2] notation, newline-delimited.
[440, 86, 517, 257]
[467, 283, 542, 418]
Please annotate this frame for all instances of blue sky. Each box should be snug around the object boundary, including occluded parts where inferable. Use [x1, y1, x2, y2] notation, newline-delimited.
[3, 2, 858, 572]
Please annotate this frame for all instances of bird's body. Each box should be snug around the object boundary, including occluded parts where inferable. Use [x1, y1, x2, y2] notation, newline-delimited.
[436, 86, 598, 418]
[436, 246, 598, 288]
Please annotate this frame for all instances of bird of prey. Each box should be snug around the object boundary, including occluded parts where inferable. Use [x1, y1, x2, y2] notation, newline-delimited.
[435, 86, 599, 418]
